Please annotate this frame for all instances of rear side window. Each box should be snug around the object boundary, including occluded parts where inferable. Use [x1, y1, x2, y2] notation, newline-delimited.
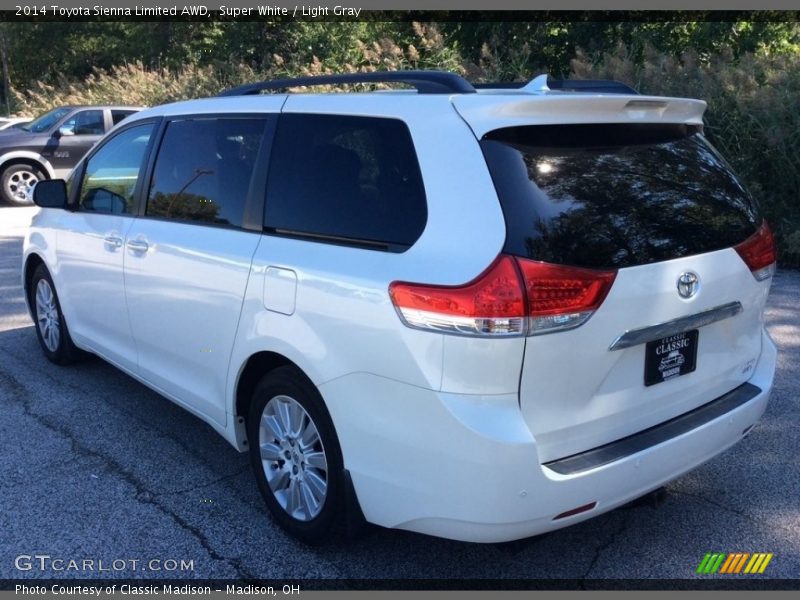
[481, 124, 761, 269]
[111, 110, 136, 126]
[146, 118, 267, 228]
[264, 114, 427, 251]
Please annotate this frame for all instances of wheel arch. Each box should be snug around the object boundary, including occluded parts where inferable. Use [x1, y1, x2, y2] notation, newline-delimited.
[23, 252, 46, 316]
[0, 151, 55, 178]
[234, 351, 306, 427]
[234, 349, 367, 536]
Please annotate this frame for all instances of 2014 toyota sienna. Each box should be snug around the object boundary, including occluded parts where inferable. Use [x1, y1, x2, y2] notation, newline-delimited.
[23, 71, 777, 543]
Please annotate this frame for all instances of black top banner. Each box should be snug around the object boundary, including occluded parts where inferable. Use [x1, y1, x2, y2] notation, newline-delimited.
[1, 8, 800, 22]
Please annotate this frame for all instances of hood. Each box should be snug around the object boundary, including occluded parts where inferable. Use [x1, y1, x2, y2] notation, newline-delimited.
[0, 129, 43, 144]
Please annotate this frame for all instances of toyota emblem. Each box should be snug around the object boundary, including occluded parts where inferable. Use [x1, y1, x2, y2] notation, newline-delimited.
[677, 272, 700, 299]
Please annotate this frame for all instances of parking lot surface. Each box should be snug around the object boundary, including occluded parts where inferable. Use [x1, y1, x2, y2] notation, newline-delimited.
[1, 205, 798, 583]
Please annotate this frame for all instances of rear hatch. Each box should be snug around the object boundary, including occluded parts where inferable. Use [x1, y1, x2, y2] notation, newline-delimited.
[458, 96, 774, 463]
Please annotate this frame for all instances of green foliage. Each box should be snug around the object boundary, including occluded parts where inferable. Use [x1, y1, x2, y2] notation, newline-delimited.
[572, 44, 800, 266]
[10, 22, 464, 112]
[3, 20, 799, 265]
[445, 21, 800, 79]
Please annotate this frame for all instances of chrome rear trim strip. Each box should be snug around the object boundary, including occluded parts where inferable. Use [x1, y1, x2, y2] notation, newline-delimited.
[609, 301, 743, 351]
[543, 382, 761, 475]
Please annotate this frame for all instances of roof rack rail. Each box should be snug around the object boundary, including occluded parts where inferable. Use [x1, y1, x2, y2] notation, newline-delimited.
[473, 76, 638, 95]
[218, 70, 476, 96]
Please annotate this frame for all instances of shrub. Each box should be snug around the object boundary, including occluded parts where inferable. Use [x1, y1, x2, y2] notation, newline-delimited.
[571, 44, 800, 266]
[10, 23, 464, 110]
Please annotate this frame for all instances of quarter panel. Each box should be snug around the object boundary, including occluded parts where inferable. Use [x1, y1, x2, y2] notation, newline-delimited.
[280, 94, 506, 284]
[227, 96, 510, 420]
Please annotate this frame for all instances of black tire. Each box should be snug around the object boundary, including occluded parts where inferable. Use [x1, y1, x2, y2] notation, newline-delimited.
[28, 264, 81, 365]
[1, 163, 45, 206]
[247, 365, 344, 544]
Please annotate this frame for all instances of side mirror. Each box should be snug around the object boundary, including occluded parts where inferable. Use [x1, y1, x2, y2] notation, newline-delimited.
[55, 126, 74, 138]
[32, 179, 68, 209]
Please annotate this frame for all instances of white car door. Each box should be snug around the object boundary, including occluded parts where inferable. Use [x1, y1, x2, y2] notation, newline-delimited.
[54, 121, 157, 372]
[123, 114, 276, 427]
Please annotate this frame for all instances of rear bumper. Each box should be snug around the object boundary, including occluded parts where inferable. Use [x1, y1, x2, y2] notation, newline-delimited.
[543, 381, 761, 475]
[320, 328, 776, 543]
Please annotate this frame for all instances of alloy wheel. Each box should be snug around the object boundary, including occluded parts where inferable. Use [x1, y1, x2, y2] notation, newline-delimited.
[6, 169, 39, 203]
[35, 278, 60, 352]
[258, 394, 329, 521]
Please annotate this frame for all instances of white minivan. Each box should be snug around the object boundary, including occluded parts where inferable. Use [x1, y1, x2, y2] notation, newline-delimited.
[23, 71, 777, 543]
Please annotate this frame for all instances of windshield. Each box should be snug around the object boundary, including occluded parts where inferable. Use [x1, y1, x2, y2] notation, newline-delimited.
[21, 107, 74, 133]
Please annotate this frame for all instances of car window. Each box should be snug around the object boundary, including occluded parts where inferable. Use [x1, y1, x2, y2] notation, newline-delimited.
[481, 123, 761, 269]
[78, 123, 154, 214]
[146, 118, 266, 228]
[61, 109, 105, 136]
[21, 107, 73, 133]
[111, 110, 136, 126]
[264, 114, 427, 251]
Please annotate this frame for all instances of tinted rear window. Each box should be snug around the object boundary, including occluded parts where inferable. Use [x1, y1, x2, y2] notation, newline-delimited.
[147, 118, 267, 228]
[481, 124, 761, 269]
[264, 114, 427, 252]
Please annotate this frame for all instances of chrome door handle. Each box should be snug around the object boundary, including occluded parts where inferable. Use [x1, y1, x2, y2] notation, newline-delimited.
[127, 239, 149, 253]
[103, 235, 123, 249]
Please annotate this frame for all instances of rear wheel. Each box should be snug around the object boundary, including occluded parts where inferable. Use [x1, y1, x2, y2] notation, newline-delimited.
[247, 366, 344, 544]
[29, 264, 81, 364]
[2, 163, 44, 206]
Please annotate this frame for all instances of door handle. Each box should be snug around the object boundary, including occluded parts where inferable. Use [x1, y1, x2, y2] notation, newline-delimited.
[127, 239, 149, 253]
[103, 235, 123, 249]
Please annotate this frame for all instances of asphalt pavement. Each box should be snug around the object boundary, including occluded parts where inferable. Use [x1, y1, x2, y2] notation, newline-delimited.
[1, 205, 798, 584]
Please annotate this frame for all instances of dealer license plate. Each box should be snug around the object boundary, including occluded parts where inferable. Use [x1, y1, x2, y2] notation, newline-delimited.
[644, 330, 699, 387]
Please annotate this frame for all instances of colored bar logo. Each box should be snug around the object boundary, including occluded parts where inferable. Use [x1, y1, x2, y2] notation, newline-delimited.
[697, 552, 773, 574]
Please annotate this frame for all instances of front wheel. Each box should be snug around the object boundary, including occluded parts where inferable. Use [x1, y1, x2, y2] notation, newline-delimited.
[2, 163, 45, 206]
[247, 366, 344, 544]
[29, 264, 81, 364]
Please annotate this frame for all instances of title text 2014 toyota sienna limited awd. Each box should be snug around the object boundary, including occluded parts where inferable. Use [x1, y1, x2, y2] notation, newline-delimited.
[23, 71, 777, 543]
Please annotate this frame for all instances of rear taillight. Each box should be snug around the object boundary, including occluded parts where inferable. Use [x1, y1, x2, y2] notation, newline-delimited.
[388, 255, 526, 337]
[735, 221, 777, 281]
[515, 259, 617, 334]
[389, 255, 617, 337]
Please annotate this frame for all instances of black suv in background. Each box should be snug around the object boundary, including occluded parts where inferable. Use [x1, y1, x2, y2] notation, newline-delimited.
[0, 105, 142, 205]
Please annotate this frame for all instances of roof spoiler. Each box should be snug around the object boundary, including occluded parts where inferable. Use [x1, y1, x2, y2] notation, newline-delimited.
[452, 93, 707, 139]
[473, 75, 639, 95]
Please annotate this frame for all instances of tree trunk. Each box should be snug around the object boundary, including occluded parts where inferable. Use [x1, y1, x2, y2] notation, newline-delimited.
[0, 26, 10, 115]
